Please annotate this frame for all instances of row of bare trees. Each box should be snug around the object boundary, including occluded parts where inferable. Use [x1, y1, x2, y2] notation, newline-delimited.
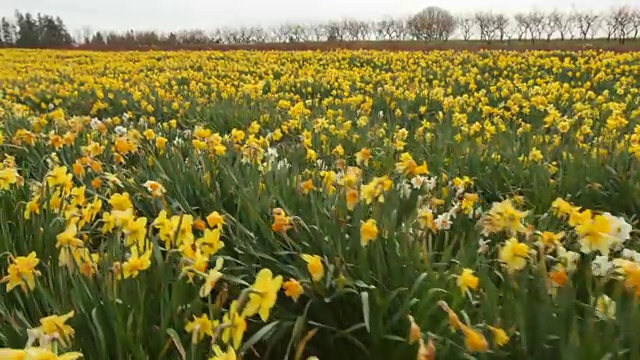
[3, 5, 640, 48]
[508, 8, 638, 43]
[78, 19, 406, 46]
[71, 6, 640, 47]
[456, 8, 639, 43]
[79, 9, 454, 46]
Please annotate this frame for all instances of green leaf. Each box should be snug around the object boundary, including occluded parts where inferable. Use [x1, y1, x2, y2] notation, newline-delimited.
[239, 321, 280, 355]
[166, 328, 186, 360]
[354, 280, 375, 289]
[382, 334, 407, 343]
[361, 291, 370, 333]
[91, 307, 109, 357]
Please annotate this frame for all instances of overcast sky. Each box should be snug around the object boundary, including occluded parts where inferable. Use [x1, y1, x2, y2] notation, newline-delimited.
[0, 0, 632, 32]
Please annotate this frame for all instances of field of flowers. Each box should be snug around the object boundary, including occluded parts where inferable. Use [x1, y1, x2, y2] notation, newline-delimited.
[0, 48, 639, 359]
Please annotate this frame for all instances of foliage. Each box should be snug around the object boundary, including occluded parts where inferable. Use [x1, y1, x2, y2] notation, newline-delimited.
[1, 11, 73, 48]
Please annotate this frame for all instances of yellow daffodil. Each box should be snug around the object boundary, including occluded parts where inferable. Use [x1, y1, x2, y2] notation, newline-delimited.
[197, 228, 225, 257]
[34, 310, 75, 347]
[199, 258, 224, 298]
[457, 268, 479, 293]
[209, 345, 236, 360]
[576, 214, 612, 256]
[1, 252, 41, 292]
[184, 313, 216, 344]
[301, 254, 324, 282]
[499, 237, 530, 273]
[487, 325, 510, 347]
[407, 315, 422, 344]
[360, 219, 378, 247]
[121, 247, 152, 279]
[243, 268, 283, 321]
[206, 211, 226, 229]
[221, 300, 247, 349]
[282, 278, 304, 302]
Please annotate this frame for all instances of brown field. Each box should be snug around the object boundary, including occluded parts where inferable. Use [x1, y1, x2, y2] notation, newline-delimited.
[64, 39, 640, 52]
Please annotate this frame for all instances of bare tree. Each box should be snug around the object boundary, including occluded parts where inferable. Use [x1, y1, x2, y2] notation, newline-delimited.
[293, 24, 311, 42]
[514, 13, 530, 41]
[268, 25, 288, 43]
[177, 29, 210, 45]
[375, 17, 396, 40]
[340, 19, 354, 41]
[209, 28, 223, 43]
[493, 14, 509, 41]
[287, 24, 299, 43]
[544, 11, 558, 40]
[456, 16, 474, 40]
[631, 9, 640, 40]
[251, 26, 268, 43]
[309, 23, 326, 42]
[343, 20, 358, 41]
[343, 19, 371, 41]
[526, 11, 545, 43]
[475, 12, 496, 42]
[604, 10, 619, 41]
[325, 21, 345, 41]
[551, 11, 575, 40]
[408, 6, 457, 41]
[239, 27, 254, 43]
[218, 27, 238, 44]
[588, 16, 602, 40]
[358, 20, 372, 40]
[610, 6, 634, 43]
[361, 21, 373, 40]
[575, 11, 600, 40]
[275, 23, 309, 43]
[393, 18, 410, 40]
[72, 29, 83, 45]
[80, 26, 93, 44]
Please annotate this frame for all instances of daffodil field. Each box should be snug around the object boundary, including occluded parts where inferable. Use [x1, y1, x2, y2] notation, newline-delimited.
[1, 49, 640, 360]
